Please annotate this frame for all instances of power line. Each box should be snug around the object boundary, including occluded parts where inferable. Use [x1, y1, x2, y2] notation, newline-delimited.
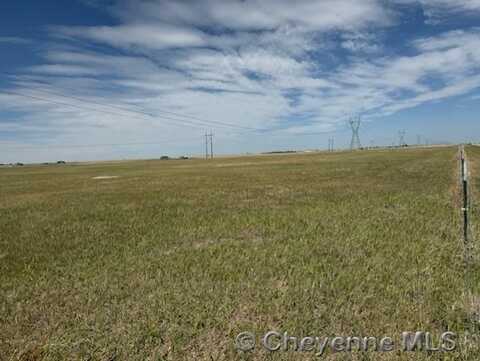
[2, 89, 336, 139]
[0, 90, 262, 132]
[1, 88, 344, 138]
[1, 85, 263, 132]
[28, 87, 261, 131]
[1, 85, 352, 155]
[0, 69, 257, 130]
[1, 90, 212, 130]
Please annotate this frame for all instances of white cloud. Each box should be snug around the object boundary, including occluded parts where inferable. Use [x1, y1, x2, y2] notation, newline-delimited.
[340, 32, 381, 53]
[118, 0, 393, 31]
[52, 0, 394, 52]
[28, 64, 104, 76]
[55, 23, 206, 50]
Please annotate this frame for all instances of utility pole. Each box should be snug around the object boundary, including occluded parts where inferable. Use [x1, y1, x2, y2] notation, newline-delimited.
[205, 132, 209, 160]
[416, 134, 422, 146]
[205, 131, 214, 159]
[398, 130, 406, 147]
[209, 131, 214, 159]
[328, 138, 334, 152]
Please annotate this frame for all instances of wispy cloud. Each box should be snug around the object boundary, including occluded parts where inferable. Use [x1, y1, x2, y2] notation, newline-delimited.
[114, 0, 393, 32]
[55, 23, 207, 50]
[0, 36, 30, 44]
[395, 0, 480, 23]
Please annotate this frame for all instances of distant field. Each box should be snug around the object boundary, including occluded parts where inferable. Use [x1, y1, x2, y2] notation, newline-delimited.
[1, 147, 478, 360]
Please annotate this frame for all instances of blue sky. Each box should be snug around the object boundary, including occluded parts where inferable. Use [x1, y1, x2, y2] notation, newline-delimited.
[1, 0, 480, 162]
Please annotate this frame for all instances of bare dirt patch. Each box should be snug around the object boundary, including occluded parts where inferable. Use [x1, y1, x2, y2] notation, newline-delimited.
[92, 176, 120, 180]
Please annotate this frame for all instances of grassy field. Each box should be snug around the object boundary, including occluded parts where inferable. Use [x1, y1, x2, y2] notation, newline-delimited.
[0, 147, 478, 360]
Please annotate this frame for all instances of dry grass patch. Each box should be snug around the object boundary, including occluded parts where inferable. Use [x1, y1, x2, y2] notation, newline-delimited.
[0, 147, 475, 360]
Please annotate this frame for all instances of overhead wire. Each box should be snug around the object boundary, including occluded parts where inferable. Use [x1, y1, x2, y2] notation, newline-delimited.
[0, 70, 265, 132]
[18, 86, 263, 131]
[0, 90, 240, 131]
[0, 75, 339, 153]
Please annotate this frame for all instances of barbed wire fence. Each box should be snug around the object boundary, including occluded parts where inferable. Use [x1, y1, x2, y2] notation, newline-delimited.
[459, 145, 480, 353]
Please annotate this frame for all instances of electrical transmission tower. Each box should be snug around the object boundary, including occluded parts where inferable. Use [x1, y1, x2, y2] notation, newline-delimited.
[328, 138, 335, 152]
[348, 116, 362, 150]
[205, 131, 214, 159]
[398, 130, 407, 147]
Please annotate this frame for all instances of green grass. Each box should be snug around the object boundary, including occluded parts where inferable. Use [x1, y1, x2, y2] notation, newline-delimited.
[0, 147, 477, 360]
